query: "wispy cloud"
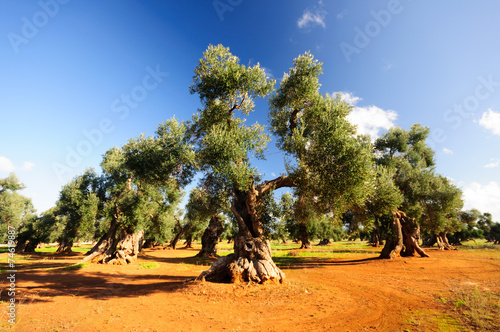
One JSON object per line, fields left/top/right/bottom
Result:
{"left": 443, "top": 148, "right": 454, "bottom": 155}
{"left": 339, "top": 92, "right": 397, "bottom": 139}
{"left": 382, "top": 63, "right": 394, "bottom": 71}
{"left": 298, "top": 3, "right": 327, "bottom": 29}
{"left": 337, "top": 9, "right": 348, "bottom": 20}
{"left": 463, "top": 181, "right": 500, "bottom": 217}
{"left": 22, "top": 161, "right": 35, "bottom": 171}
{"left": 0, "top": 156, "right": 15, "bottom": 172}
{"left": 484, "top": 159, "right": 500, "bottom": 168}
{"left": 479, "top": 109, "right": 500, "bottom": 135}
{"left": 261, "top": 66, "right": 274, "bottom": 79}
{"left": 339, "top": 91, "right": 362, "bottom": 106}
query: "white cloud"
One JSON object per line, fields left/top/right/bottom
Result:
{"left": 348, "top": 106, "right": 397, "bottom": 139}
{"left": 479, "top": 109, "right": 500, "bottom": 135}
{"left": 340, "top": 91, "right": 361, "bottom": 106}
{"left": 0, "top": 156, "right": 15, "bottom": 172}
{"left": 484, "top": 159, "right": 500, "bottom": 168}
{"left": 22, "top": 161, "right": 35, "bottom": 171}
{"left": 463, "top": 181, "right": 500, "bottom": 219}
{"left": 298, "top": 8, "right": 327, "bottom": 29}
{"left": 338, "top": 92, "right": 397, "bottom": 139}
{"left": 443, "top": 148, "right": 454, "bottom": 155}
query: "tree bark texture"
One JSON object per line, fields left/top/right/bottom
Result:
{"left": 24, "top": 240, "right": 38, "bottom": 253}
{"left": 435, "top": 232, "right": 455, "bottom": 250}
{"left": 15, "top": 240, "right": 27, "bottom": 253}
{"left": 82, "top": 218, "right": 144, "bottom": 265}
{"left": 56, "top": 239, "right": 74, "bottom": 254}
{"left": 380, "top": 210, "right": 429, "bottom": 259}
{"left": 370, "top": 233, "right": 380, "bottom": 247}
{"left": 169, "top": 217, "right": 191, "bottom": 250}
{"left": 184, "top": 236, "right": 193, "bottom": 248}
{"left": 196, "top": 235, "right": 285, "bottom": 284}
{"left": 197, "top": 178, "right": 293, "bottom": 284}
{"left": 196, "top": 215, "right": 223, "bottom": 257}
{"left": 299, "top": 223, "right": 312, "bottom": 249}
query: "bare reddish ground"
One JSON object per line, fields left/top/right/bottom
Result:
{"left": 1, "top": 245, "right": 499, "bottom": 331}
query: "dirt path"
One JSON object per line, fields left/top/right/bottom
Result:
{"left": 1, "top": 246, "right": 499, "bottom": 331}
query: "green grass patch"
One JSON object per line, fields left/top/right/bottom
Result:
{"left": 138, "top": 262, "right": 159, "bottom": 270}
{"left": 62, "top": 262, "right": 89, "bottom": 271}
{"left": 34, "top": 245, "right": 93, "bottom": 253}
{"left": 457, "top": 239, "right": 500, "bottom": 250}
{"left": 450, "top": 285, "right": 500, "bottom": 330}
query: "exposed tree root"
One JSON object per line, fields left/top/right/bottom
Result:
{"left": 197, "top": 236, "right": 285, "bottom": 284}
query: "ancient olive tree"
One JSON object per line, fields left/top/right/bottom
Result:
{"left": 192, "top": 45, "right": 373, "bottom": 283}
{"left": 416, "top": 172, "right": 464, "bottom": 250}
{"left": 16, "top": 207, "right": 63, "bottom": 253}
{"left": 83, "top": 119, "right": 195, "bottom": 264}
{"left": 374, "top": 125, "right": 436, "bottom": 258}
{"left": 184, "top": 183, "right": 227, "bottom": 257}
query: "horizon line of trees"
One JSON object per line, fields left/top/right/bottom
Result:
{"left": 2, "top": 170, "right": 500, "bottom": 253}
{"left": 2, "top": 45, "right": 500, "bottom": 283}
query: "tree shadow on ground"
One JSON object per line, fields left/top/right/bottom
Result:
{"left": 4, "top": 269, "right": 193, "bottom": 305}
{"left": 139, "top": 252, "right": 217, "bottom": 267}
{"left": 276, "top": 256, "right": 382, "bottom": 270}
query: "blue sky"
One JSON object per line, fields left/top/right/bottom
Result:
{"left": 1, "top": 0, "right": 499, "bottom": 219}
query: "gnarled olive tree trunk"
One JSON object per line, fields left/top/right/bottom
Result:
{"left": 299, "top": 223, "right": 312, "bottom": 249}
{"left": 196, "top": 215, "right": 223, "bottom": 257}
{"left": 56, "top": 239, "right": 74, "bottom": 254}
{"left": 197, "top": 177, "right": 292, "bottom": 284}
{"left": 435, "top": 232, "right": 455, "bottom": 250}
{"left": 380, "top": 210, "right": 429, "bottom": 259}
{"left": 169, "top": 217, "right": 191, "bottom": 250}
{"left": 82, "top": 218, "right": 144, "bottom": 265}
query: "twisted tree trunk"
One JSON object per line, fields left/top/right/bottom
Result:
{"left": 15, "top": 239, "right": 27, "bottom": 253}
{"left": 299, "top": 223, "right": 312, "bottom": 249}
{"left": 184, "top": 236, "right": 193, "bottom": 248}
{"left": 380, "top": 211, "right": 404, "bottom": 259}
{"left": 435, "top": 232, "right": 455, "bottom": 250}
{"left": 82, "top": 218, "right": 120, "bottom": 263}
{"left": 24, "top": 240, "right": 38, "bottom": 253}
{"left": 197, "top": 177, "right": 292, "bottom": 284}
{"left": 401, "top": 216, "right": 429, "bottom": 257}
{"left": 169, "top": 217, "right": 191, "bottom": 250}
{"left": 196, "top": 215, "right": 223, "bottom": 257}
{"left": 56, "top": 238, "right": 74, "bottom": 254}
{"left": 380, "top": 210, "right": 429, "bottom": 259}
{"left": 82, "top": 218, "right": 144, "bottom": 265}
